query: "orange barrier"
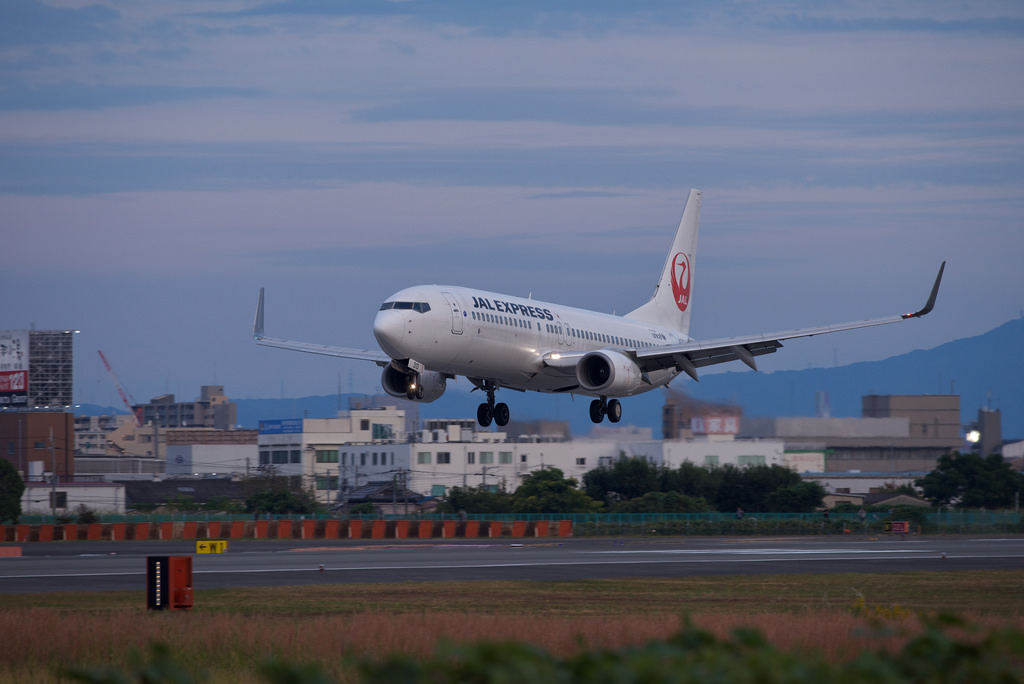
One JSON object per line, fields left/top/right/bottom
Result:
{"left": 0, "top": 546, "right": 22, "bottom": 557}
{"left": 159, "top": 522, "right": 173, "bottom": 540}
{"left": 301, "top": 520, "right": 316, "bottom": 539}
{"left": 511, "top": 521, "right": 526, "bottom": 537}
{"left": 557, "top": 520, "right": 572, "bottom": 537}
{"left": 463, "top": 521, "right": 478, "bottom": 537}
{"left": 111, "top": 523, "right": 126, "bottom": 541}
{"left": 324, "top": 520, "right": 339, "bottom": 539}
{"left": 61, "top": 524, "right": 77, "bottom": 541}
{"left": 418, "top": 521, "right": 433, "bottom": 538}
{"left": 206, "top": 522, "right": 222, "bottom": 538}
{"left": 181, "top": 522, "right": 197, "bottom": 539}
{"left": 349, "top": 520, "right": 363, "bottom": 539}
{"left": 489, "top": 521, "right": 503, "bottom": 538}
{"left": 253, "top": 521, "right": 268, "bottom": 539}
{"left": 534, "top": 521, "right": 549, "bottom": 537}
{"left": 276, "top": 521, "right": 293, "bottom": 539}
{"left": 16, "top": 525, "right": 30, "bottom": 542}
{"left": 230, "top": 521, "right": 245, "bottom": 539}
{"left": 38, "top": 524, "right": 54, "bottom": 542}
{"left": 86, "top": 523, "right": 102, "bottom": 541}
{"left": 394, "top": 520, "right": 409, "bottom": 539}
{"left": 371, "top": 520, "right": 387, "bottom": 539}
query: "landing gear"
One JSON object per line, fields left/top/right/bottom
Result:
{"left": 589, "top": 398, "right": 622, "bottom": 424}
{"left": 405, "top": 373, "right": 425, "bottom": 400}
{"left": 475, "top": 382, "right": 510, "bottom": 428}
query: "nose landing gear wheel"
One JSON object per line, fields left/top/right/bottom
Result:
{"left": 406, "top": 374, "right": 425, "bottom": 401}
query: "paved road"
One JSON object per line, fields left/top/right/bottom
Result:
{"left": 2, "top": 536, "right": 1023, "bottom": 594}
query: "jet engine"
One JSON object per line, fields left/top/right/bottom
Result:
{"left": 381, "top": 365, "right": 447, "bottom": 402}
{"left": 577, "top": 350, "right": 645, "bottom": 396}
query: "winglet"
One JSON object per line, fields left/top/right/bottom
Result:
{"left": 253, "top": 288, "right": 265, "bottom": 339}
{"left": 903, "top": 261, "right": 945, "bottom": 319}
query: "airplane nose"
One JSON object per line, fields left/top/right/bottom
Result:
{"left": 373, "top": 310, "right": 405, "bottom": 357}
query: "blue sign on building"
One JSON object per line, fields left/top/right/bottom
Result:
{"left": 258, "top": 419, "right": 304, "bottom": 434}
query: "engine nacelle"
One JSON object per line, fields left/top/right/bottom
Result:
{"left": 381, "top": 365, "right": 447, "bottom": 403}
{"left": 577, "top": 350, "right": 645, "bottom": 396}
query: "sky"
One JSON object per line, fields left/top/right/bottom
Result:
{"left": 2, "top": 0, "right": 1023, "bottom": 416}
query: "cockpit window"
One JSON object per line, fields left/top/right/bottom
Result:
{"left": 379, "top": 301, "right": 431, "bottom": 313}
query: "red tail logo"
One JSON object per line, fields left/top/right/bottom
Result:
{"left": 670, "top": 252, "right": 691, "bottom": 312}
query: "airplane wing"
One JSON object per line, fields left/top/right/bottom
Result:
{"left": 634, "top": 261, "right": 945, "bottom": 381}
{"left": 252, "top": 288, "right": 391, "bottom": 366}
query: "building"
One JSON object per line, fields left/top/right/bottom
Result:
{"left": 0, "top": 411, "right": 74, "bottom": 479}
{"left": 20, "top": 479, "right": 126, "bottom": 515}
{"left": 258, "top": 405, "right": 412, "bottom": 505}
{"left": 741, "top": 394, "right": 963, "bottom": 472}
{"left": 165, "top": 429, "right": 259, "bottom": 477}
{"left": 258, "top": 399, "right": 791, "bottom": 506}
{"left": 133, "top": 385, "right": 237, "bottom": 430}
{"left": 124, "top": 479, "right": 248, "bottom": 510}
{"left": 662, "top": 389, "right": 742, "bottom": 440}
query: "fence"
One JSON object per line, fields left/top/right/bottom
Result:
{"left": 8, "top": 510, "right": 1023, "bottom": 536}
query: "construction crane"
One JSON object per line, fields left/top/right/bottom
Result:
{"left": 98, "top": 350, "right": 142, "bottom": 427}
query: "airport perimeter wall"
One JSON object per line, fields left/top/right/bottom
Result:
{"left": 0, "top": 519, "right": 573, "bottom": 543}
{"left": 3, "top": 510, "right": 1022, "bottom": 542}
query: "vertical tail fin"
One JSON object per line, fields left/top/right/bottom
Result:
{"left": 625, "top": 188, "right": 701, "bottom": 337}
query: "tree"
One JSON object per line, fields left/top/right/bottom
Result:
{"left": 916, "top": 452, "right": 1024, "bottom": 508}
{"left": 0, "top": 458, "right": 25, "bottom": 524}
{"left": 437, "top": 486, "right": 513, "bottom": 515}
{"left": 610, "top": 491, "right": 712, "bottom": 514}
{"left": 582, "top": 456, "right": 662, "bottom": 503}
{"left": 764, "top": 481, "right": 826, "bottom": 513}
{"left": 246, "top": 487, "right": 322, "bottom": 515}
{"left": 511, "top": 467, "right": 602, "bottom": 514}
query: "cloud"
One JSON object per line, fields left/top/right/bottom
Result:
{"left": 0, "top": 0, "right": 120, "bottom": 47}
{"left": 0, "top": 80, "right": 264, "bottom": 111}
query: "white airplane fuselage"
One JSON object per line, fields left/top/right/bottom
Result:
{"left": 373, "top": 285, "right": 689, "bottom": 397}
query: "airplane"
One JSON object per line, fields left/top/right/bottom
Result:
{"left": 253, "top": 189, "right": 945, "bottom": 428}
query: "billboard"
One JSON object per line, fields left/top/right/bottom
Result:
{"left": 0, "top": 330, "right": 28, "bottom": 408}
{"left": 691, "top": 414, "right": 740, "bottom": 435}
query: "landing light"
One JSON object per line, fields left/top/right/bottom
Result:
{"left": 966, "top": 429, "right": 981, "bottom": 443}
{"left": 550, "top": 353, "right": 561, "bottom": 360}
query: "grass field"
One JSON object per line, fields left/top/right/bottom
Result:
{"left": 2, "top": 570, "right": 1023, "bottom": 683}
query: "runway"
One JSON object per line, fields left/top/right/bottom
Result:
{"left": 2, "top": 536, "right": 1023, "bottom": 594}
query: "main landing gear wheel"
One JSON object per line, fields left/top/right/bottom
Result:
{"left": 476, "top": 383, "right": 509, "bottom": 428}
{"left": 607, "top": 399, "right": 622, "bottom": 423}
{"left": 477, "top": 402, "right": 493, "bottom": 428}
{"left": 590, "top": 398, "right": 622, "bottom": 424}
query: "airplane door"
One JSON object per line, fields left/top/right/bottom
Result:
{"left": 557, "top": 317, "right": 572, "bottom": 347}
{"left": 441, "top": 291, "right": 463, "bottom": 335}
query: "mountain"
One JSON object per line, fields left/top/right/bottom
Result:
{"left": 684, "top": 317, "right": 1024, "bottom": 440}
{"left": 79, "top": 318, "right": 1024, "bottom": 441}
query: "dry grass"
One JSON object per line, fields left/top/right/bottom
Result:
{"left": 2, "top": 570, "right": 1023, "bottom": 683}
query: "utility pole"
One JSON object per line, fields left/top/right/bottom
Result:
{"left": 479, "top": 465, "right": 498, "bottom": 489}
{"left": 49, "top": 427, "right": 56, "bottom": 518}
